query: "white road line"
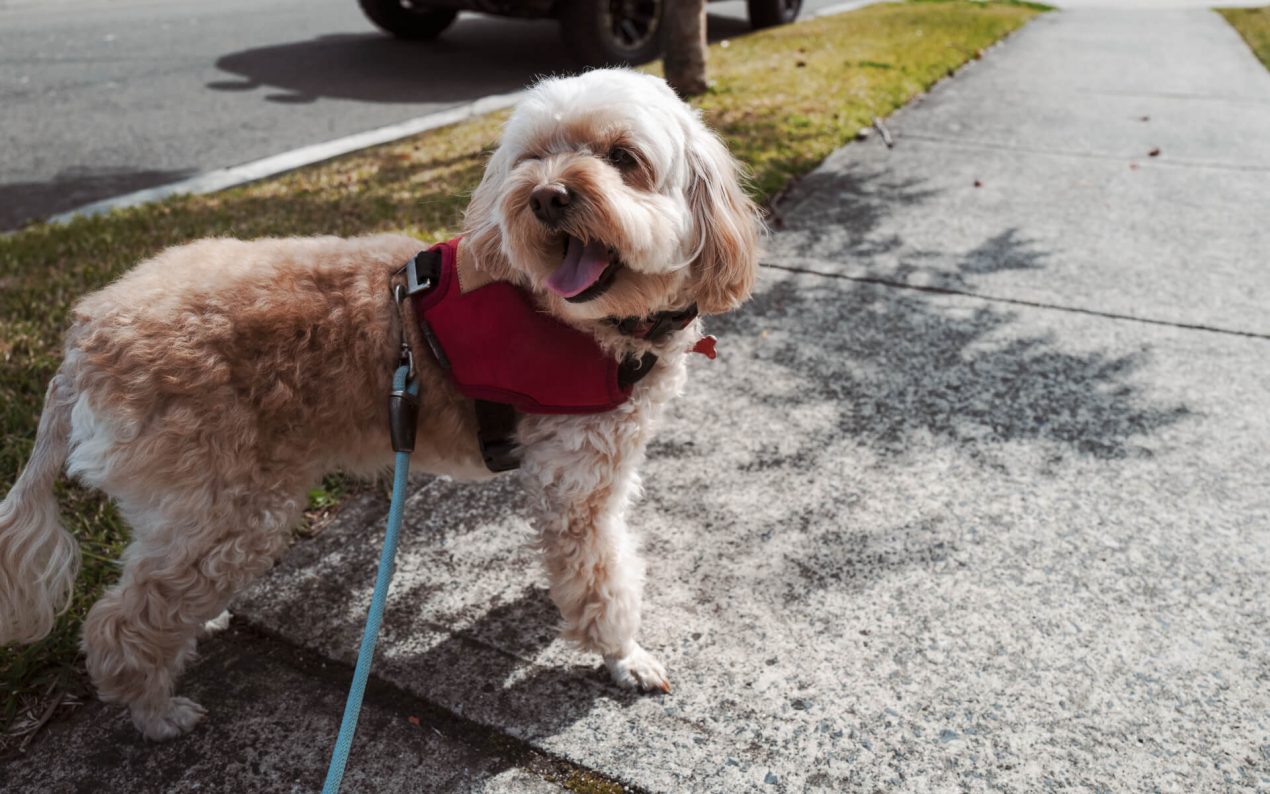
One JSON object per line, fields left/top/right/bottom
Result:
{"left": 48, "top": 91, "right": 524, "bottom": 225}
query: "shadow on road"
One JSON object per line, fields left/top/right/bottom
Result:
{"left": 3, "top": 12, "right": 755, "bottom": 230}
{"left": 208, "top": 12, "right": 752, "bottom": 105}
{"left": 0, "top": 166, "right": 195, "bottom": 230}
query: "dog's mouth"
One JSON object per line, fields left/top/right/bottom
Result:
{"left": 545, "top": 235, "right": 622, "bottom": 304}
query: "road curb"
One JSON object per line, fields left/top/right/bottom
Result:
{"left": 47, "top": 91, "right": 524, "bottom": 226}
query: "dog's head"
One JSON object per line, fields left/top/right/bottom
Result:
{"left": 463, "top": 69, "right": 762, "bottom": 323}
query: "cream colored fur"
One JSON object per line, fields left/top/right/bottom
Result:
{"left": 0, "top": 69, "right": 761, "bottom": 739}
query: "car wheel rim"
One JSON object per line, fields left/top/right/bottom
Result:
{"left": 607, "top": 0, "right": 661, "bottom": 52}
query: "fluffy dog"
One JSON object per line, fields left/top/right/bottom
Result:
{"left": 0, "top": 69, "right": 760, "bottom": 740}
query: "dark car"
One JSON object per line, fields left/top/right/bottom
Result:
{"left": 358, "top": 0, "right": 803, "bottom": 65}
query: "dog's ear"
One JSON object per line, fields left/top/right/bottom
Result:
{"left": 684, "top": 127, "right": 762, "bottom": 315}
{"left": 462, "top": 146, "right": 515, "bottom": 278}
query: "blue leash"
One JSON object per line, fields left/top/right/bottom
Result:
{"left": 321, "top": 361, "right": 418, "bottom": 793}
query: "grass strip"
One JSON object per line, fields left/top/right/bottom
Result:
{"left": 0, "top": 0, "right": 1042, "bottom": 740}
{"left": 1218, "top": 6, "right": 1270, "bottom": 70}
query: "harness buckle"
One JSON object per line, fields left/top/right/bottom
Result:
{"left": 404, "top": 249, "right": 441, "bottom": 297}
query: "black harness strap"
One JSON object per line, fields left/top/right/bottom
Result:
{"left": 474, "top": 400, "right": 521, "bottom": 472}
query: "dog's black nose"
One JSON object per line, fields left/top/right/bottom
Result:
{"left": 530, "top": 184, "right": 572, "bottom": 226}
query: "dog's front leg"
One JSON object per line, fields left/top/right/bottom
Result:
{"left": 519, "top": 412, "right": 670, "bottom": 693}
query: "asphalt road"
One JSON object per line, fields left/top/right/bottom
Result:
{"left": 0, "top": 0, "right": 843, "bottom": 230}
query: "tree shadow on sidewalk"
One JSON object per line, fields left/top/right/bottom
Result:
{"left": 656, "top": 162, "right": 1195, "bottom": 603}
{"left": 723, "top": 272, "right": 1190, "bottom": 463}
{"left": 219, "top": 480, "right": 647, "bottom": 789}
{"left": 771, "top": 161, "right": 1051, "bottom": 292}
{"left": 1, "top": 603, "right": 619, "bottom": 793}
{"left": 736, "top": 160, "right": 1188, "bottom": 463}
{"left": 384, "top": 584, "right": 645, "bottom": 738}
{"left": 773, "top": 162, "right": 945, "bottom": 261}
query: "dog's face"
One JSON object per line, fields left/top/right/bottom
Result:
{"left": 463, "top": 69, "right": 762, "bottom": 322}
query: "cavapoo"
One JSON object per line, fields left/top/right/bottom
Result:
{"left": 0, "top": 69, "right": 761, "bottom": 740}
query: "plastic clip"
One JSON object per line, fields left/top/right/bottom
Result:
{"left": 388, "top": 387, "right": 419, "bottom": 453}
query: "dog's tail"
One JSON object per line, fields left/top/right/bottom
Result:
{"left": 0, "top": 369, "right": 80, "bottom": 645}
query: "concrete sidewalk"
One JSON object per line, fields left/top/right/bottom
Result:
{"left": 6, "top": 5, "right": 1270, "bottom": 793}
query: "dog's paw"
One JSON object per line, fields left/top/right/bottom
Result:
{"left": 200, "top": 610, "right": 232, "bottom": 637}
{"left": 132, "top": 696, "right": 207, "bottom": 741}
{"left": 605, "top": 645, "right": 671, "bottom": 694}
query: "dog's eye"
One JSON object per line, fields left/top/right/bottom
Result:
{"left": 606, "top": 147, "right": 637, "bottom": 170}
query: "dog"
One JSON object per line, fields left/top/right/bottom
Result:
{"left": 0, "top": 68, "right": 761, "bottom": 740}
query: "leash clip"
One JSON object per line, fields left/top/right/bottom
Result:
{"left": 389, "top": 349, "right": 419, "bottom": 454}
{"left": 389, "top": 274, "right": 420, "bottom": 453}
{"left": 391, "top": 281, "right": 416, "bottom": 381}
{"left": 397, "top": 341, "right": 414, "bottom": 382}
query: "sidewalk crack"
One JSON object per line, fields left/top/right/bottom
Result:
{"left": 760, "top": 262, "right": 1270, "bottom": 341}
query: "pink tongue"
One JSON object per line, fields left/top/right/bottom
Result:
{"left": 546, "top": 236, "right": 611, "bottom": 298}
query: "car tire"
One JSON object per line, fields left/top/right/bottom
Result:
{"left": 559, "top": 0, "right": 666, "bottom": 66}
{"left": 747, "top": 0, "right": 802, "bottom": 30}
{"left": 359, "top": 0, "right": 458, "bottom": 40}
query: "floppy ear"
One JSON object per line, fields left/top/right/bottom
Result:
{"left": 684, "top": 127, "right": 763, "bottom": 315}
{"left": 462, "top": 145, "right": 515, "bottom": 277}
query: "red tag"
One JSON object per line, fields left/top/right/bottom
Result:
{"left": 691, "top": 335, "right": 718, "bottom": 360}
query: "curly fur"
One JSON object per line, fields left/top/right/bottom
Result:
{"left": 0, "top": 68, "right": 761, "bottom": 739}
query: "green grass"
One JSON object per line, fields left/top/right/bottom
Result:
{"left": 0, "top": 0, "right": 1041, "bottom": 743}
{"left": 1219, "top": 6, "right": 1270, "bottom": 70}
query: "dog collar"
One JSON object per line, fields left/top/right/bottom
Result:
{"left": 610, "top": 304, "right": 699, "bottom": 341}
{"left": 609, "top": 303, "right": 718, "bottom": 359}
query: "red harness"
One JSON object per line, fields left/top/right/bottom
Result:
{"left": 400, "top": 239, "right": 710, "bottom": 470}
{"left": 410, "top": 238, "right": 637, "bottom": 414}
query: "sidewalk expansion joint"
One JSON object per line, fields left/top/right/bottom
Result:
{"left": 897, "top": 133, "right": 1270, "bottom": 173}
{"left": 1083, "top": 88, "right": 1270, "bottom": 106}
{"left": 761, "top": 262, "right": 1270, "bottom": 341}
{"left": 229, "top": 620, "right": 646, "bottom": 794}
